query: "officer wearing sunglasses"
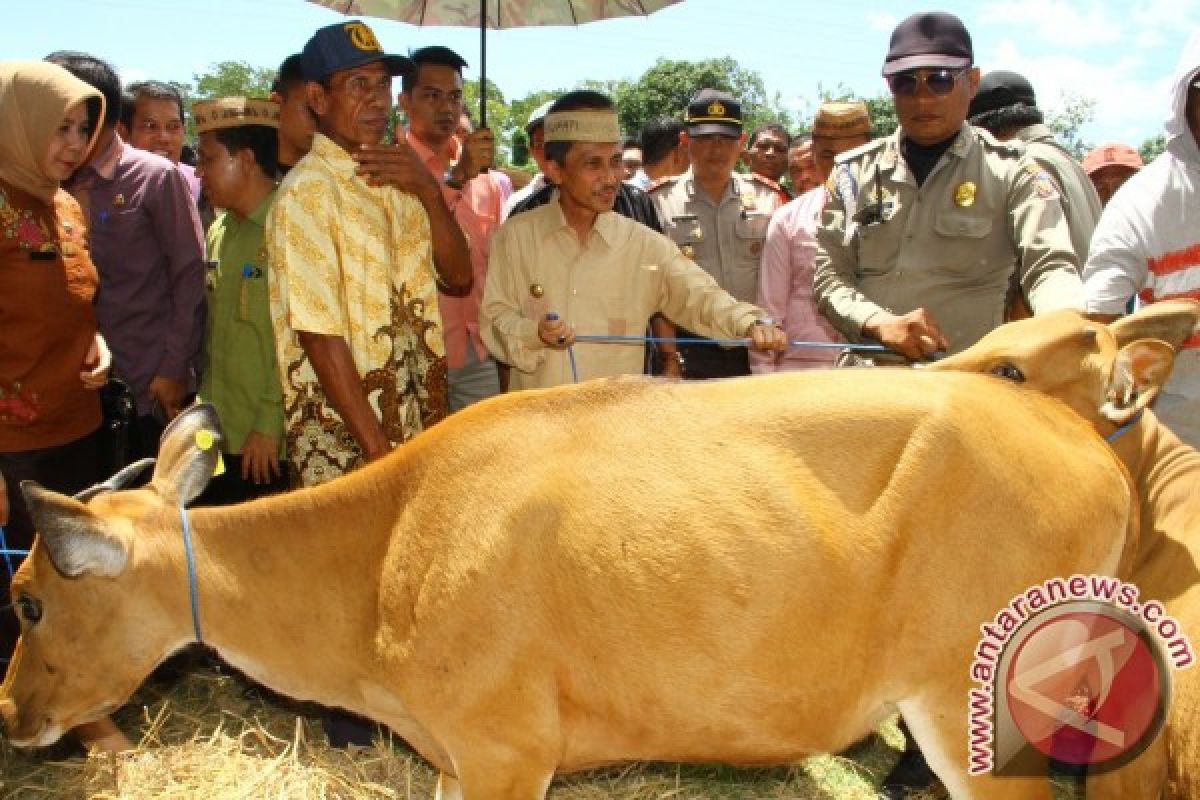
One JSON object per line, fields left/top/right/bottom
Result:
{"left": 813, "top": 11, "right": 1083, "bottom": 363}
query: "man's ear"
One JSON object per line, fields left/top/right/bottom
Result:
{"left": 543, "top": 157, "right": 565, "bottom": 186}
{"left": 966, "top": 67, "right": 982, "bottom": 97}
{"left": 1100, "top": 339, "right": 1176, "bottom": 424}
{"left": 306, "top": 81, "right": 329, "bottom": 118}
{"left": 398, "top": 90, "right": 411, "bottom": 115}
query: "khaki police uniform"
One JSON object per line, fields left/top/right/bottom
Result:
{"left": 651, "top": 169, "right": 782, "bottom": 304}
{"left": 1011, "top": 123, "right": 1103, "bottom": 264}
{"left": 813, "top": 123, "right": 1083, "bottom": 353}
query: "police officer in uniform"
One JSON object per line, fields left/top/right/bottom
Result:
{"left": 652, "top": 88, "right": 784, "bottom": 378}
{"left": 813, "top": 12, "right": 1083, "bottom": 363}
{"left": 968, "top": 70, "right": 1102, "bottom": 320}
{"left": 812, "top": 13, "right": 1084, "bottom": 798}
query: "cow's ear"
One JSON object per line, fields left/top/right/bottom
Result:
{"left": 1100, "top": 339, "right": 1176, "bottom": 424}
{"left": 151, "top": 404, "right": 223, "bottom": 507}
{"left": 21, "top": 482, "right": 129, "bottom": 578}
{"left": 1109, "top": 299, "right": 1200, "bottom": 350}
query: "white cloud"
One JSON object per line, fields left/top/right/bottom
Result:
{"left": 977, "top": 0, "right": 1123, "bottom": 47}
{"left": 982, "top": 39, "right": 1172, "bottom": 146}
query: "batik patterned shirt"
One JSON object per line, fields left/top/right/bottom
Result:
{"left": 266, "top": 134, "right": 447, "bottom": 487}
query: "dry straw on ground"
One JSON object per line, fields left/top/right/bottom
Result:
{"left": 0, "top": 654, "right": 965, "bottom": 799}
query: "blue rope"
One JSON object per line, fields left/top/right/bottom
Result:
{"left": 558, "top": 333, "right": 891, "bottom": 383}
{"left": 0, "top": 527, "right": 25, "bottom": 579}
{"left": 178, "top": 506, "right": 203, "bottom": 643}
{"left": 1105, "top": 409, "right": 1144, "bottom": 443}
{"left": 573, "top": 334, "right": 888, "bottom": 351}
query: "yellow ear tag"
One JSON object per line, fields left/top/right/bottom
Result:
{"left": 194, "top": 430, "right": 226, "bottom": 477}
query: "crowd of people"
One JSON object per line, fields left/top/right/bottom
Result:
{"left": 0, "top": 8, "right": 1197, "bottom": 794}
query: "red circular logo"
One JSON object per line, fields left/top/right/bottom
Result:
{"left": 1005, "top": 609, "right": 1164, "bottom": 766}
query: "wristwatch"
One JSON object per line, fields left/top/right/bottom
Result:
{"left": 443, "top": 166, "right": 465, "bottom": 190}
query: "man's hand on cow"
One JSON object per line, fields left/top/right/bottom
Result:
{"left": 863, "top": 309, "right": 949, "bottom": 361}
{"left": 80, "top": 333, "right": 111, "bottom": 390}
{"left": 240, "top": 432, "right": 282, "bottom": 485}
{"left": 453, "top": 128, "right": 495, "bottom": 182}
{"left": 748, "top": 319, "right": 788, "bottom": 352}
{"left": 538, "top": 312, "right": 575, "bottom": 349}
{"left": 354, "top": 142, "right": 441, "bottom": 202}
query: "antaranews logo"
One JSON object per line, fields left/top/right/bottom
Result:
{"left": 967, "top": 575, "right": 1194, "bottom": 776}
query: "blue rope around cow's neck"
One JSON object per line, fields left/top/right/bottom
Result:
{"left": 1105, "top": 409, "right": 1144, "bottom": 443}
{"left": 0, "top": 525, "right": 25, "bottom": 579}
{"left": 179, "top": 506, "right": 203, "bottom": 643}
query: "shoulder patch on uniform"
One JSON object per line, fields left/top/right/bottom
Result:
{"left": 745, "top": 172, "right": 784, "bottom": 192}
{"left": 1024, "top": 163, "right": 1061, "bottom": 200}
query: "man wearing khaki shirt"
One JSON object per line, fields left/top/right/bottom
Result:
{"left": 482, "top": 91, "right": 785, "bottom": 390}
{"left": 813, "top": 12, "right": 1082, "bottom": 360}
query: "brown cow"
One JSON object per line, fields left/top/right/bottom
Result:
{"left": 931, "top": 300, "right": 1200, "bottom": 799}
{"left": 0, "top": 369, "right": 1138, "bottom": 800}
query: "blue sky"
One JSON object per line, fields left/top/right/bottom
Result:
{"left": 5, "top": 0, "right": 1196, "bottom": 148}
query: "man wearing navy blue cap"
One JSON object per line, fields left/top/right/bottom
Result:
{"left": 813, "top": 11, "right": 1083, "bottom": 363}
{"left": 265, "top": 23, "right": 472, "bottom": 745}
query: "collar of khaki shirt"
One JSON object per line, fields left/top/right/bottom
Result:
{"left": 680, "top": 167, "right": 747, "bottom": 205}
{"left": 538, "top": 196, "right": 623, "bottom": 249}
{"left": 877, "top": 122, "right": 975, "bottom": 181}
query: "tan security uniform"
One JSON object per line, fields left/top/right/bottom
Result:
{"left": 813, "top": 123, "right": 1083, "bottom": 353}
{"left": 1011, "top": 123, "right": 1102, "bottom": 264}
{"left": 651, "top": 169, "right": 783, "bottom": 304}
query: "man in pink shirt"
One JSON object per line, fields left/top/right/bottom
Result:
{"left": 400, "top": 46, "right": 503, "bottom": 409}
{"left": 754, "top": 101, "right": 872, "bottom": 371}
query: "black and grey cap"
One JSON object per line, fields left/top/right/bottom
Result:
{"left": 882, "top": 11, "right": 973, "bottom": 77}
{"left": 968, "top": 70, "right": 1037, "bottom": 117}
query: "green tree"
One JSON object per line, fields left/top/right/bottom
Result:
{"left": 192, "top": 61, "right": 276, "bottom": 100}
{"left": 463, "top": 78, "right": 509, "bottom": 132}
{"left": 613, "top": 58, "right": 793, "bottom": 140}
{"left": 1140, "top": 134, "right": 1167, "bottom": 164}
{"left": 1045, "top": 92, "right": 1096, "bottom": 160}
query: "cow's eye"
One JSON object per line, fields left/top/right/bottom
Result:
{"left": 17, "top": 594, "right": 41, "bottom": 624}
{"left": 990, "top": 363, "right": 1025, "bottom": 383}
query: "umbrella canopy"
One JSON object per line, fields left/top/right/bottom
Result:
{"left": 308, "top": 0, "right": 682, "bottom": 28}
{"left": 306, "top": 0, "right": 684, "bottom": 126}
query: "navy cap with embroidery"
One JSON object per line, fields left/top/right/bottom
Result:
{"left": 301, "top": 20, "right": 413, "bottom": 83}
{"left": 882, "top": 11, "right": 973, "bottom": 77}
{"left": 685, "top": 89, "right": 742, "bottom": 136}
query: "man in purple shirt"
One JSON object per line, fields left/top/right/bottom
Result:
{"left": 47, "top": 52, "right": 206, "bottom": 457}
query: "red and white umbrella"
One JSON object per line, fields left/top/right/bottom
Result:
{"left": 306, "top": 0, "right": 683, "bottom": 125}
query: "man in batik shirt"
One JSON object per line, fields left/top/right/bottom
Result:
{"left": 267, "top": 20, "right": 471, "bottom": 487}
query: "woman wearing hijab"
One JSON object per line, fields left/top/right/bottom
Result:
{"left": 0, "top": 60, "right": 128, "bottom": 752}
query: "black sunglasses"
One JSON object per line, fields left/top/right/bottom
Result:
{"left": 887, "top": 69, "right": 966, "bottom": 97}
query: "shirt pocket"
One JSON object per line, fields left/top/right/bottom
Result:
{"left": 931, "top": 211, "right": 995, "bottom": 275}
{"left": 599, "top": 293, "right": 630, "bottom": 336}
{"left": 855, "top": 222, "right": 898, "bottom": 278}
